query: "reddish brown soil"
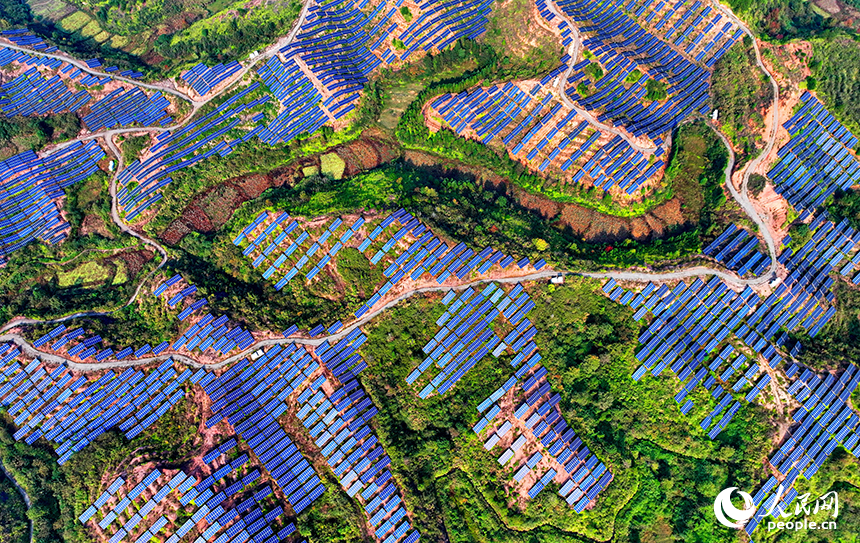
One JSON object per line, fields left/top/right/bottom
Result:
{"left": 114, "top": 248, "right": 155, "bottom": 277}
{"left": 403, "top": 149, "right": 687, "bottom": 243}
{"left": 159, "top": 137, "right": 400, "bottom": 244}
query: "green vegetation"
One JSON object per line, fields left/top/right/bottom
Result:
{"left": 0, "top": 171, "right": 155, "bottom": 323}
{"left": 662, "top": 123, "right": 730, "bottom": 234}
{"left": 395, "top": 41, "right": 678, "bottom": 216}
{"left": 0, "top": 113, "right": 81, "bottom": 158}
{"left": 0, "top": 470, "right": 27, "bottom": 543}
{"left": 481, "top": 0, "right": 563, "bottom": 75}
{"left": 748, "top": 174, "right": 768, "bottom": 197}
{"left": 358, "top": 279, "right": 774, "bottom": 542}
{"left": 826, "top": 188, "right": 860, "bottom": 231}
{"left": 0, "top": 388, "right": 204, "bottom": 543}
{"left": 336, "top": 247, "right": 384, "bottom": 301}
{"left": 712, "top": 38, "right": 773, "bottom": 166}
{"left": 576, "top": 81, "right": 590, "bottom": 97}
{"left": 584, "top": 62, "right": 604, "bottom": 81}
{"left": 810, "top": 37, "right": 860, "bottom": 138}
{"left": 788, "top": 221, "right": 812, "bottom": 249}
{"left": 644, "top": 78, "right": 667, "bottom": 101}
{"left": 119, "top": 134, "right": 151, "bottom": 164}
{"left": 400, "top": 5, "right": 413, "bottom": 22}
{"left": 143, "top": 123, "right": 360, "bottom": 236}
{"left": 724, "top": 0, "right": 832, "bottom": 39}
{"left": 623, "top": 68, "right": 642, "bottom": 85}
{"left": 154, "top": 0, "right": 303, "bottom": 73}
{"left": 754, "top": 447, "right": 860, "bottom": 542}
{"left": 320, "top": 152, "right": 347, "bottom": 180}
{"left": 296, "top": 471, "right": 366, "bottom": 543}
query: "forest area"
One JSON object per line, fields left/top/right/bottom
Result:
{"left": 711, "top": 37, "right": 773, "bottom": 167}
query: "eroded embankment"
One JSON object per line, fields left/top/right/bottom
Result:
{"left": 159, "top": 138, "right": 690, "bottom": 247}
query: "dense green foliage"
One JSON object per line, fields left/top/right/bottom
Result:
{"left": 0, "top": 0, "right": 31, "bottom": 28}
{"left": 724, "top": 0, "right": 832, "bottom": 39}
{"left": 0, "top": 113, "right": 82, "bottom": 156}
{"left": 154, "top": 0, "right": 303, "bottom": 72}
{"left": 712, "top": 38, "right": 772, "bottom": 166}
{"left": 644, "top": 78, "right": 667, "bottom": 101}
{"left": 357, "top": 280, "right": 775, "bottom": 542}
{"left": 787, "top": 221, "right": 812, "bottom": 248}
{"left": 826, "top": 188, "right": 860, "bottom": 231}
{"left": 144, "top": 122, "right": 358, "bottom": 235}
{"left": 119, "top": 134, "right": 151, "bottom": 165}
{"left": 0, "top": 470, "right": 28, "bottom": 543}
{"left": 661, "top": 123, "right": 730, "bottom": 237}
{"left": 810, "top": 37, "right": 860, "bottom": 138}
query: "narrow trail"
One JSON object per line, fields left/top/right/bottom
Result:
{"left": 0, "top": 0, "right": 784, "bottom": 371}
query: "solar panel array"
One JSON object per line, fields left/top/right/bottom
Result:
{"left": 0, "top": 141, "right": 105, "bottom": 265}
{"left": 235, "top": 208, "right": 533, "bottom": 320}
{"left": 253, "top": 0, "right": 494, "bottom": 144}
{"left": 254, "top": 56, "right": 330, "bottom": 145}
{"left": 235, "top": 211, "right": 363, "bottom": 287}
{"left": 181, "top": 61, "right": 243, "bottom": 96}
{"left": 425, "top": 0, "right": 744, "bottom": 193}
{"left": 82, "top": 87, "right": 173, "bottom": 131}
{"left": 1, "top": 28, "right": 51, "bottom": 50}
{"left": 428, "top": 82, "right": 666, "bottom": 194}
{"left": 556, "top": 0, "right": 730, "bottom": 138}
{"left": 744, "top": 363, "right": 860, "bottom": 535}
{"left": 78, "top": 449, "right": 301, "bottom": 543}
{"left": 32, "top": 274, "right": 259, "bottom": 362}
{"left": 0, "top": 66, "right": 91, "bottom": 117}
{"left": 0, "top": 350, "right": 210, "bottom": 464}
{"left": 427, "top": 283, "right": 615, "bottom": 511}
{"left": 481, "top": 366, "right": 613, "bottom": 510}
{"left": 702, "top": 225, "right": 769, "bottom": 277}
{"left": 203, "top": 342, "right": 327, "bottom": 514}
{"left": 412, "top": 282, "right": 536, "bottom": 397}
{"left": 295, "top": 364, "right": 420, "bottom": 543}
{"left": 116, "top": 82, "right": 271, "bottom": 220}
{"left": 619, "top": 0, "right": 742, "bottom": 66}
{"left": 156, "top": 275, "right": 258, "bottom": 355}
{"left": 768, "top": 92, "right": 860, "bottom": 215}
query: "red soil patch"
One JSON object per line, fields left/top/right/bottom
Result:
{"left": 159, "top": 137, "right": 400, "bottom": 245}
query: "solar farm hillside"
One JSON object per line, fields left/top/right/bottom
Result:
{"left": 4, "top": 0, "right": 860, "bottom": 541}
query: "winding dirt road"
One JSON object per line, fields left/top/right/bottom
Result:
{"left": 0, "top": 0, "right": 784, "bottom": 372}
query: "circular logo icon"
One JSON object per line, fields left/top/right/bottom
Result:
{"left": 714, "top": 487, "right": 756, "bottom": 529}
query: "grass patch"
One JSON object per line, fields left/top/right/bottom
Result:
{"left": 320, "top": 152, "right": 346, "bottom": 180}
{"left": 79, "top": 18, "right": 101, "bottom": 37}
{"left": 58, "top": 10, "right": 90, "bottom": 31}
{"left": 56, "top": 260, "right": 112, "bottom": 287}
